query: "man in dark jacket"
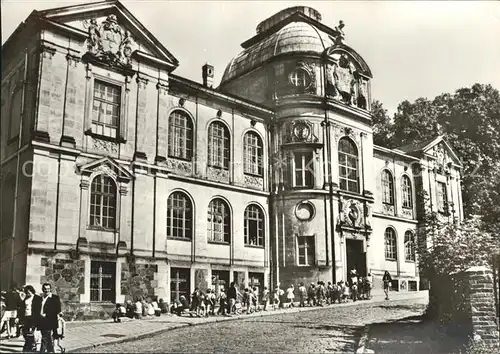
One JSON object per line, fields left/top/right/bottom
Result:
{"left": 38, "top": 283, "right": 61, "bottom": 353}
{"left": 227, "top": 282, "right": 237, "bottom": 315}
{"left": 17, "top": 285, "right": 42, "bottom": 352}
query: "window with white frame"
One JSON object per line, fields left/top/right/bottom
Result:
{"left": 404, "top": 231, "right": 416, "bottom": 262}
{"left": 208, "top": 121, "right": 230, "bottom": 169}
{"left": 207, "top": 198, "right": 230, "bottom": 243}
{"left": 92, "top": 80, "right": 121, "bottom": 138}
{"left": 402, "top": 175, "right": 413, "bottom": 208}
{"left": 384, "top": 228, "right": 397, "bottom": 260}
{"left": 244, "top": 204, "right": 264, "bottom": 246}
{"left": 294, "top": 151, "right": 314, "bottom": 188}
{"left": 290, "top": 68, "right": 311, "bottom": 88}
{"left": 437, "top": 182, "right": 448, "bottom": 213}
{"left": 382, "top": 170, "right": 394, "bottom": 205}
{"left": 243, "top": 131, "right": 263, "bottom": 176}
{"left": 89, "top": 175, "right": 117, "bottom": 230}
{"left": 90, "top": 260, "right": 115, "bottom": 302}
{"left": 168, "top": 110, "right": 193, "bottom": 160}
{"left": 297, "top": 235, "right": 315, "bottom": 266}
{"left": 167, "top": 191, "right": 193, "bottom": 239}
{"left": 338, "top": 138, "right": 359, "bottom": 192}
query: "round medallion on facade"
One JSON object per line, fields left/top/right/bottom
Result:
{"left": 295, "top": 201, "right": 315, "bottom": 221}
{"left": 293, "top": 122, "right": 311, "bottom": 140}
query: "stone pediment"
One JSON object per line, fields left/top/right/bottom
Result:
{"left": 77, "top": 156, "right": 134, "bottom": 183}
{"left": 37, "top": 0, "right": 178, "bottom": 69}
{"left": 422, "top": 137, "right": 462, "bottom": 169}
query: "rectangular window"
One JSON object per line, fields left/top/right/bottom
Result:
{"left": 170, "top": 267, "right": 190, "bottom": 303}
{"left": 90, "top": 261, "right": 116, "bottom": 302}
{"left": 297, "top": 236, "right": 315, "bottom": 266}
{"left": 294, "top": 152, "right": 314, "bottom": 188}
{"left": 437, "top": 182, "right": 448, "bottom": 213}
{"left": 92, "top": 80, "right": 121, "bottom": 138}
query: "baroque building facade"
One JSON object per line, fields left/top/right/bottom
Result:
{"left": 1, "top": 1, "right": 463, "bottom": 318}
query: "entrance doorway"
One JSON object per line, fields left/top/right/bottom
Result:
{"left": 346, "top": 239, "right": 367, "bottom": 278}
{"left": 170, "top": 267, "right": 190, "bottom": 303}
{"left": 249, "top": 272, "right": 265, "bottom": 297}
{"left": 212, "top": 270, "right": 230, "bottom": 296}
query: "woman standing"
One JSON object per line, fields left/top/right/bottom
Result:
{"left": 383, "top": 271, "right": 392, "bottom": 300}
{"left": 17, "top": 285, "right": 42, "bottom": 352}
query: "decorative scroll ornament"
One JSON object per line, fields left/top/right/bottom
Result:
{"left": 83, "top": 15, "right": 136, "bottom": 67}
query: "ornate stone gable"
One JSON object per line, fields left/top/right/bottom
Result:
{"left": 77, "top": 156, "right": 134, "bottom": 183}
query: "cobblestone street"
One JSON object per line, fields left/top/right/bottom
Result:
{"left": 82, "top": 297, "right": 427, "bottom": 353}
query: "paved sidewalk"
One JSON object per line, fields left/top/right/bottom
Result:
{"left": 0, "top": 291, "right": 427, "bottom": 353}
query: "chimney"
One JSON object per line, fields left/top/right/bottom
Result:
{"left": 202, "top": 63, "right": 214, "bottom": 88}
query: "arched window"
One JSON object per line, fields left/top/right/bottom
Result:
{"left": 382, "top": 170, "right": 394, "bottom": 205}
{"left": 338, "top": 138, "right": 358, "bottom": 192}
{"left": 167, "top": 191, "right": 193, "bottom": 239}
{"left": 168, "top": 110, "right": 193, "bottom": 160}
{"left": 208, "top": 121, "right": 230, "bottom": 169}
{"left": 404, "top": 231, "right": 416, "bottom": 262}
{"left": 244, "top": 204, "right": 265, "bottom": 247}
{"left": 207, "top": 198, "right": 231, "bottom": 243}
{"left": 384, "top": 228, "right": 397, "bottom": 260}
{"left": 402, "top": 175, "right": 413, "bottom": 208}
{"left": 90, "top": 175, "right": 117, "bottom": 230}
{"left": 243, "top": 131, "right": 263, "bottom": 176}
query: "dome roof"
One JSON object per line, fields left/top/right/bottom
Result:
{"left": 220, "top": 21, "right": 333, "bottom": 85}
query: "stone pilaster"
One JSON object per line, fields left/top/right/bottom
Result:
{"left": 34, "top": 44, "right": 57, "bottom": 142}
{"left": 156, "top": 81, "right": 169, "bottom": 162}
{"left": 134, "top": 75, "right": 149, "bottom": 160}
{"left": 60, "top": 54, "right": 81, "bottom": 148}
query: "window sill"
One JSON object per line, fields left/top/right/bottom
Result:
{"left": 402, "top": 206, "right": 413, "bottom": 210}
{"left": 297, "top": 264, "right": 315, "bottom": 267}
{"left": 207, "top": 165, "right": 229, "bottom": 171}
{"left": 167, "top": 237, "right": 192, "bottom": 242}
{"left": 382, "top": 202, "right": 395, "bottom": 206}
{"left": 244, "top": 172, "right": 263, "bottom": 178}
{"left": 385, "top": 258, "right": 397, "bottom": 262}
{"left": 405, "top": 259, "right": 416, "bottom": 263}
{"left": 208, "top": 241, "right": 230, "bottom": 245}
{"left": 167, "top": 155, "right": 193, "bottom": 162}
{"left": 87, "top": 226, "right": 116, "bottom": 233}
{"left": 244, "top": 244, "right": 265, "bottom": 249}
{"left": 85, "top": 129, "right": 125, "bottom": 143}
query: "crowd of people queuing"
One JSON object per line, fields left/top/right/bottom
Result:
{"left": 0, "top": 283, "right": 65, "bottom": 353}
{"left": 120, "top": 269, "right": 388, "bottom": 319}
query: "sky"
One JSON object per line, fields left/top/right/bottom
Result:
{"left": 2, "top": 0, "right": 500, "bottom": 115}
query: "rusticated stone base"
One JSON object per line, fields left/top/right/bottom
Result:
{"left": 121, "top": 262, "right": 159, "bottom": 301}
{"left": 40, "top": 257, "right": 85, "bottom": 303}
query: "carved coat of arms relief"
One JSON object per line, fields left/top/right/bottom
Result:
{"left": 83, "top": 15, "right": 137, "bottom": 67}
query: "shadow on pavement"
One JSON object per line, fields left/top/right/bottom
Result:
{"left": 366, "top": 314, "right": 468, "bottom": 354}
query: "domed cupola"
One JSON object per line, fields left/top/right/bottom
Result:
{"left": 218, "top": 6, "right": 372, "bottom": 113}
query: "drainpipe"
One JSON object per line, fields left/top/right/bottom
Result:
{"left": 10, "top": 49, "right": 28, "bottom": 286}
{"left": 322, "top": 53, "right": 335, "bottom": 284}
